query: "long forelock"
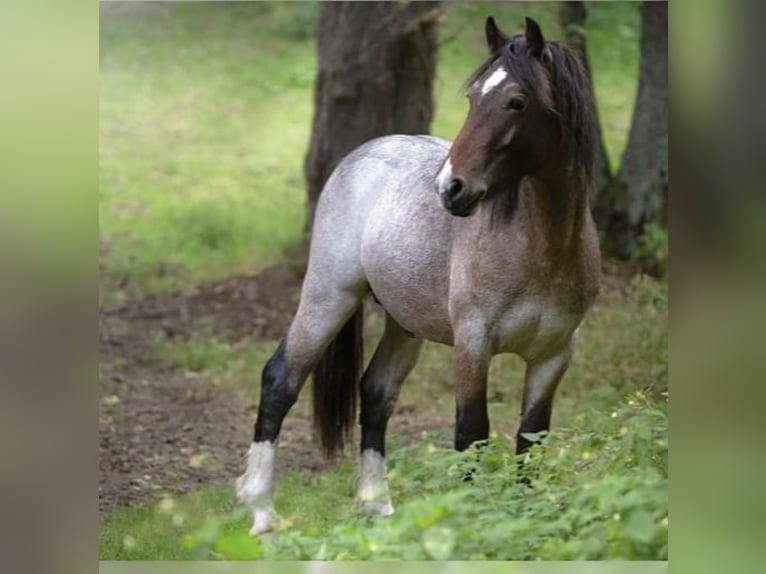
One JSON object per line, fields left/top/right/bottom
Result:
{"left": 464, "top": 35, "right": 551, "bottom": 108}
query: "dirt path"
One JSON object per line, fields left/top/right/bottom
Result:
{"left": 99, "top": 266, "right": 451, "bottom": 516}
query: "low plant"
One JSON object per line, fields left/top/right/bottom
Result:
{"left": 181, "top": 392, "right": 667, "bottom": 560}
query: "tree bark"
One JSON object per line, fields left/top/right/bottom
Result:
{"left": 558, "top": 1, "right": 612, "bottom": 201}
{"left": 304, "top": 1, "right": 439, "bottom": 232}
{"left": 598, "top": 1, "right": 668, "bottom": 258}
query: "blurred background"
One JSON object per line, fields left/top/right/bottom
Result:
{"left": 100, "top": 1, "right": 666, "bottom": 304}
{"left": 99, "top": 1, "right": 667, "bottom": 562}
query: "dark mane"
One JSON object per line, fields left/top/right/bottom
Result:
{"left": 464, "top": 34, "right": 598, "bottom": 191}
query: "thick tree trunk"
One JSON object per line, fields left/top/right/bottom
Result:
{"left": 304, "top": 1, "right": 439, "bottom": 232}
{"left": 598, "top": 1, "right": 668, "bottom": 258}
{"left": 558, "top": 1, "right": 612, "bottom": 201}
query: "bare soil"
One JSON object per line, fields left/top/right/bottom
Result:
{"left": 99, "top": 265, "right": 451, "bottom": 517}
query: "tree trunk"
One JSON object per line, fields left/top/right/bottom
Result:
{"left": 598, "top": 1, "right": 668, "bottom": 258}
{"left": 558, "top": 1, "right": 612, "bottom": 201}
{"left": 304, "top": 1, "right": 439, "bottom": 232}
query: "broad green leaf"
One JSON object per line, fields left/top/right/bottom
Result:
{"left": 213, "top": 531, "right": 262, "bottom": 560}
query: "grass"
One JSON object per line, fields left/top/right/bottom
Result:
{"left": 99, "top": 3, "right": 319, "bottom": 304}
{"left": 101, "top": 396, "right": 666, "bottom": 560}
{"left": 99, "top": 1, "right": 639, "bottom": 304}
{"left": 145, "top": 331, "right": 278, "bottom": 386}
{"left": 100, "top": 274, "right": 667, "bottom": 560}
{"left": 586, "top": 2, "right": 641, "bottom": 172}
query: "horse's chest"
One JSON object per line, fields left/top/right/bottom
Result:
{"left": 494, "top": 295, "right": 581, "bottom": 359}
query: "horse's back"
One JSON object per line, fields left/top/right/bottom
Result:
{"left": 334, "top": 135, "right": 450, "bottom": 189}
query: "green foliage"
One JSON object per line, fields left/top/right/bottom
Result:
{"left": 103, "top": 393, "right": 665, "bottom": 560}
{"left": 253, "top": 393, "right": 666, "bottom": 560}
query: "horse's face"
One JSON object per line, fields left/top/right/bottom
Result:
{"left": 435, "top": 17, "right": 561, "bottom": 217}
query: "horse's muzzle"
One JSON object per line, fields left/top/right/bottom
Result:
{"left": 438, "top": 178, "right": 486, "bottom": 217}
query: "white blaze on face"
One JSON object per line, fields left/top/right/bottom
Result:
{"left": 480, "top": 66, "right": 508, "bottom": 96}
{"left": 435, "top": 157, "right": 453, "bottom": 193}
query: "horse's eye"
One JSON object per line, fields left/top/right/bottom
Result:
{"left": 505, "top": 96, "right": 527, "bottom": 111}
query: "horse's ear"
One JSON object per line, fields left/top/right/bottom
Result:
{"left": 485, "top": 16, "right": 509, "bottom": 54}
{"left": 524, "top": 16, "right": 545, "bottom": 59}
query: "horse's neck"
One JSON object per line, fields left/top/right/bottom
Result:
{"left": 512, "top": 168, "right": 591, "bottom": 258}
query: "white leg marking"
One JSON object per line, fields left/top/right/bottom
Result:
{"left": 356, "top": 449, "right": 394, "bottom": 516}
{"left": 481, "top": 67, "right": 508, "bottom": 95}
{"left": 435, "top": 157, "right": 453, "bottom": 192}
{"left": 235, "top": 441, "right": 278, "bottom": 535}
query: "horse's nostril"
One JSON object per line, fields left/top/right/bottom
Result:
{"left": 446, "top": 178, "right": 464, "bottom": 199}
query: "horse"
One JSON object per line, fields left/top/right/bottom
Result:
{"left": 237, "top": 16, "right": 601, "bottom": 535}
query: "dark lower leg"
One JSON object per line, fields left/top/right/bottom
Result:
{"left": 359, "top": 319, "right": 422, "bottom": 457}
{"left": 359, "top": 374, "right": 395, "bottom": 456}
{"left": 515, "top": 399, "right": 553, "bottom": 455}
{"left": 253, "top": 339, "right": 299, "bottom": 443}
{"left": 454, "top": 397, "right": 490, "bottom": 451}
{"left": 359, "top": 399, "right": 390, "bottom": 456}
{"left": 451, "top": 336, "right": 490, "bottom": 483}
{"left": 516, "top": 347, "right": 570, "bottom": 456}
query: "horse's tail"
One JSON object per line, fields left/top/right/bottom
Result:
{"left": 312, "top": 307, "right": 364, "bottom": 459}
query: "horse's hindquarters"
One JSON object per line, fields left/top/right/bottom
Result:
{"left": 355, "top": 140, "right": 455, "bottom": 344}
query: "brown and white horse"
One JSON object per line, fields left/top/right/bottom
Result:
{"left": 237, "top": 16, "right": 601, "bottom": 535}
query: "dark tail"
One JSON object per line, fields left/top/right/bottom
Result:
{"left": 312, "top": 308, "right": 363, "bottom": 459}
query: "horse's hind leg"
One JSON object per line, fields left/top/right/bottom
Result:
{"left": 357, "top": 313, "right": 422, "bottom": 515}
{"left": 236, "top": 288, "right": 363, "bottom": 535}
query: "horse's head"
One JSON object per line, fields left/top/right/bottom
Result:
{"left": 435, "top": 17, "right": 573, "bottom": 217}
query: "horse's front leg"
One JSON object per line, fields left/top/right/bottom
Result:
{"left": 516, "top": 341, "right": 573, "bottom": 454}
{"left": 453, "top": 331, "right": 491, "bottom": 451}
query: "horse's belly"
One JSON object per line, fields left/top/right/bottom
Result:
{"left": 369, "top": 280, "right": 454, "bottom": 345}
{"left": 363, "top": 244, "right": 454, "bottom": 344}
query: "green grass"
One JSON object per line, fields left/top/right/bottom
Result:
{"left": 586, "top": 2, "right": 641, "bottom": 172}
{"left": 99, "top": 3, "right": 319, "bottom": 304}
{"left": 101, "top": 395, "right": 666, "bottom": 560}
{"left": 145, "top": 331, "right": 278, "bottom": 385}
{"left": 99, "top": 2, "right": 639, "bottom": 305}
{"left": 100, "top": 274, "right": 667, "bottom": 560}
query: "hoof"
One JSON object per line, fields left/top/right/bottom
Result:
{"left": 235, "top": 472, "right": 277, "bottom": 536}
{"left": 248, "top": 506, "right": 278, "bottom": 536}
{"left": 358, "top": 498, "right": 395, "bottom": 517}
